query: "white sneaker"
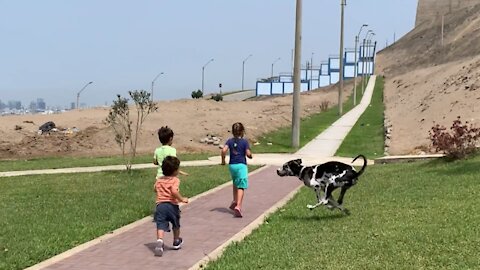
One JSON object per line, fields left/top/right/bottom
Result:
{"left": 154, "top": 239, "right": 164, "bottom": 257}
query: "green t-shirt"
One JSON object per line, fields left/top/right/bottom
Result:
{"left": 154, "top": 145, "right": 177, "bottom": 178}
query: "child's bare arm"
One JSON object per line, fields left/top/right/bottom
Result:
{"left": 172, "top": 190, "right": 188, "bottom": 203}
{"left": 246, "top": 148, "right": 253, "bottom": 159}
{"left": 153, "top": 157, "right": 158, "bottom": 165}
{"left": 221, "top": 145, "right": 228, "bottom": 165}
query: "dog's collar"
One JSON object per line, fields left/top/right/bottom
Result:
{"left": 299, "top": 166, "right": 306, "bottom": 178}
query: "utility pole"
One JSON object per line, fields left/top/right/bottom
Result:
{"left": 292, "top": 0, "right": 302, "bottom": 149}
{"left": 338, "top": 0, "right": 346, "bottom": 116}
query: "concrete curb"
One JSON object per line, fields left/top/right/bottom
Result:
{"left": 0, "top": 160, "right": 217, "bottom": 178}
{"left": 25, "top": 166, "right": 269, "bottom": 270}
{"left": 374, "top": 154, "right": 445, "bottom": 164}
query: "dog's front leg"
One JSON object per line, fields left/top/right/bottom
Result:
{"left": 307, "top": 188, "right": 323, "bottom": 210}
{"left": 318, "top": 184, "right": 331, "bottom": 205}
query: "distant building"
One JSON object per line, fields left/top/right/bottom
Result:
{"left": 70, "top": 102, "right": 75, "bottom": 110}
{"left": 8, "top": 100, "right": 22, "bottom": 110}
{"left": 37, "top": 98, "right": 46, "bottom": 111}
{"left": 29, "top": 101, "right": 37, "bottom": 112}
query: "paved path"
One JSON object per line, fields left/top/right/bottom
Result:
{"left": 296, "top": 75, "right": 376, "bottom": 157}
{"left": 32, "top": 167, "right": 302, "bottom": 270}
{"left": 25, "top": 76, "right": 377, "bottom": 270}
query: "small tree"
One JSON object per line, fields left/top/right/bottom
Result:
{"left": 105, "top": 90, "right": 158, "bottom": 171}
{"left": 429, "top": 116, "right": 480, "bottom": 159}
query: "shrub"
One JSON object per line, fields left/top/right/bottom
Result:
{"left": 429, "top": 116, "right": 480, "bottom": 159}
{"left": 211, "top": 93, "right": 223, "bottom": 102}
{"left": 191, "top": 89, "right": 203, "bottom": 99}
{"left": 320, "top": 100, "right": 330, "bottom": 112}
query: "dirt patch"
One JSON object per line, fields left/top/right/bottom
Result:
{"left": 0, "top": 82, "right": 353, "bottom": 159}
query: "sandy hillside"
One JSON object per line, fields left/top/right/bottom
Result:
{"left": 0, "top": 82, "right": 353, "bottom": 159}
{"left": 376, "top": 3, "right": 480, "bottom": 155}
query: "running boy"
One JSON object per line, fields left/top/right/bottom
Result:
{"left": 221, "top": 122, "right": 253, "bottom": 218}
{"left": 153, "top": 126, "right": 188, "bottom": 177}
{"left": 153, "top": 156, "right": 189, "bottom": 257}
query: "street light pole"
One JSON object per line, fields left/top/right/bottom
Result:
{"left": 201, "top": 58, "right": 214, "bottom": 93}
{"left": 271, "top": 57, "right": 281, "bottom": 78}
{"left": 242, "top": 54, "right": 253, "bottom": 90}
{"left": 151, "top": 72, "right": 164, "bottom": 101}
{"left": 292, "top": 0, "right": 302, "bottom": 149}
{"left": 365, "top": 32, "right": 375, "bottom": 90}
{"left": 76, "top": 81, "right": 93, "bottom": 109}
{"left": 338, "top": 0, "right": 346, "bottom": 116}
{"left": 362, "top": 30, "right": 373, "bottom": 94}
{"left": 354, "top": 24, "right": 368, "bottom": 106}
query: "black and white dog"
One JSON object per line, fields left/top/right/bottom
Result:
{"left": 276, "top": 155, "right": 367, "bottom": 214}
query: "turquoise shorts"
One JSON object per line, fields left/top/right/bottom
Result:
{"left": 229, "top": 163, "right": 248, "bottom": 189}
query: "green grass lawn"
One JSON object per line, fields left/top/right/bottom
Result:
{"left": 0, "top": 165, "right": 258, "bottom": 270}
{"left": 254, "top": 83, "right": 364, "bottom": 153}
{"left": 205, "top": 155, "right": 480, "bottom": 270}
{"left": 0, "top": 152, "right": 213, "bottom": 172}
{"left": 336, "top": 76, "right": 385, "bottom": 159}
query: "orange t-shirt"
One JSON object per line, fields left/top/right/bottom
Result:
{"left": 154, "top": 176, "right": 180, "bottom": 204}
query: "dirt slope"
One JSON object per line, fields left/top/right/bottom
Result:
{"left": 376, "top": 3, "right": 480, "bottom": 155}
{"left": 0, "top": 82, "right": 353, "bottom": 159}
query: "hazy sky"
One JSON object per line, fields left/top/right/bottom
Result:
{"left": 0, "top": 0, "right": 418, "bottom": 108}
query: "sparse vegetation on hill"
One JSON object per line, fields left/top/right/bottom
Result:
{"left": 377, "top": 2, "right": 480, "bottom": 155}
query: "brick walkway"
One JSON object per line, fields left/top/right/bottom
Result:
{"left": 41, "top": 166, "right": 301, "bottom": 270}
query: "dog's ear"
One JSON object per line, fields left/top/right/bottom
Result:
{"left": 295, "top": 159, "right": 302, "bottom": 165}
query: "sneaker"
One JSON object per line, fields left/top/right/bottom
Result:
{"left": 229, "top": 201, "right": 237, "bottom": 210}
{"left": 154, "top": 239, "right": 164, "bottom": 257}
{"left": 172, "top": 238, "right": 183, "bottom": 250}
{"left": 233, "top": 207, "right": 243, "bottom": 218}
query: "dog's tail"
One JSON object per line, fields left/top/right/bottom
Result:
{"left": 351, "top": 154, "right": 367, "bottom": 178}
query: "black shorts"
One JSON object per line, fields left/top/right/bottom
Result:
{"left": 154, "top": 202, "right": 181, "bottom": 231}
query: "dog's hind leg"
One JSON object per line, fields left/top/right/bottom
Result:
{"left": 337, "top": 186, "right": 348, "bottom": 206}
{"left": 325, "top": 198, "right": 350, "bottom": 215}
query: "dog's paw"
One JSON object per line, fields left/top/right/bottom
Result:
{"left": 326, "top": 204, "right": 335, "bottom": 210}
{"left": 319, "top": 199, "right": 329, "bottom": 205}
{"left": 306, "top": 204, "right": 315, "bottom": 210}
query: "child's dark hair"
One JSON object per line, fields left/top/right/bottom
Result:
{"left": 158, "top": 126, "right": 174, "bottom": 144}
{"left": 162, "top": 156, "right": 180, "bottom": 177}
{"left": 232, "top": 122, "right": 245, "bottom": 138}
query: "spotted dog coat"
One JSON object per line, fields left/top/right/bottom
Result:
{"left": 277, "top": 155, "right": 367, "bottom": 214}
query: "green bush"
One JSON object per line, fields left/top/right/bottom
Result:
{"left": 211, "top": 93, "right": 223, "bottom": 102}
{"left": 191, "top": 89, "right": 203, "bottom": 99}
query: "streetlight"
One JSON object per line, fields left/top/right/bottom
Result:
{"left": 76, "top": 81, "right": 93, "bottom": 109}
{"left": 338, "top": 0, "right": 346, "bottom": 116}
{"left": 362, "top": 30, "right": 373, "bottom": 94}
{"left": 151, "top": 72, "right": 164, "bottom": 101}
{"left": 242, "top": 54, "right": 253, "bottom": 90}
{"left": 353, "top": 24, "right": 368, "bottom": 106}
{"left": 202, "top": 58, "right": 214, "bottom": 93}
{"left": 271, "top": 57, "right": 281, "bottom": 78}
{"left": 366, "top": 33, "right": 376, "bottom": 81}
